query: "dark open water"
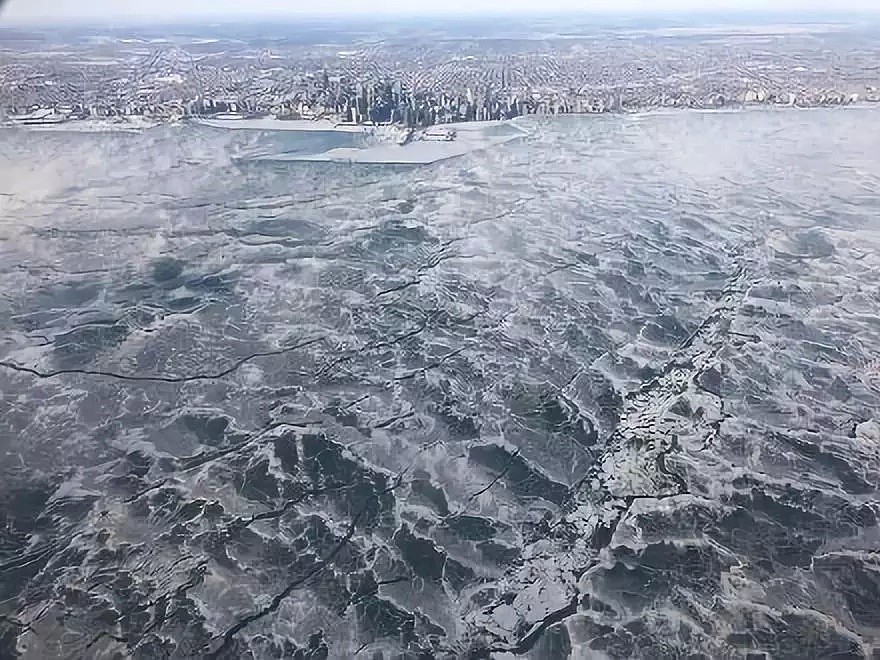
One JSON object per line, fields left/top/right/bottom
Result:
{"left": 1, "top": 108, "right": 879, "bottom": 658}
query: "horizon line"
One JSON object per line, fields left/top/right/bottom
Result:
{"left": 2, "top": 7, "right": 880, "bottom": 29}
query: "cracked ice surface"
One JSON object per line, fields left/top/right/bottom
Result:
{"left": 2, "top": 109, "right": 880, "bottom": 659}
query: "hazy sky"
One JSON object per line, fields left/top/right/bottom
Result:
{"left": 2, "top": 0, "right": 878, "bottom": 22}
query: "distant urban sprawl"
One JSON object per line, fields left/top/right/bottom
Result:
{"left": 2, "top": 17, "right": 880, "bottom": 126}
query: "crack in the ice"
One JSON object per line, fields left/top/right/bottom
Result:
{"left": 205, "top": 474, "right": 406, "bottom": 658}
{"left": 234, "top": 484, "right": 357, "bottom": 528}
{"left": 375, "top": 279, "right": 421, "bottom": 298}
{"left": 0, "top": 336, "right": 325, "bottom": 383}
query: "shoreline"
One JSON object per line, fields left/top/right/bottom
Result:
{"left": 1, "top": 103, "right": 876, "bottom": 136}
{"left": 190, "top": 116, "right": 370, "bottom": 133}
{"left": 0, "top": 116, "right": 163, "bottom": 132}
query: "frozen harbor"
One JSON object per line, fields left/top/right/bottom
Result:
{"left": 245, "top": 120, "right": 528, "bottom": 165}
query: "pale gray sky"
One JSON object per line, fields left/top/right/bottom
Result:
{"left": 2, "top": 0, "right": 878, "bottom": 23}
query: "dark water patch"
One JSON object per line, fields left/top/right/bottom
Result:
{"left": 0, "top": 619, "right": 21, "bottom": 658}
{"left": 601, "top": 541, "right": 727, "bottom": 602}
{"left": 588, "top": 614, "right": 707, "bottom": 659}
{"left": 141, "top": 486, "right": 186, "bottom": 521}
{"left": 248, "top": 630, "right": 330, "bottom": 660}
{"left": 0, "top": 483, "right": 57, "bottom": 600}
{"left": 174, "top": 498, "right": 208, "bottom": 522}
{"left": 184, "top": 271, "right": 236, "bottom": 295}
{"left": 575, "top": 370, "right": 624, "bottom": 434}
{"left": 827, "top": 375, "right": 852, "bottom": 401}
{"left": 776, "top": 229, "right": 836, "bottom": 260}
{"left": 151, "top": 257, "right": 185, "bottom": 283}
{"left": 178, "top": 413, "right": 231, "bottom": 446}
{"left": 468, "top": 443, "right": 569, "bottom": 505}
{"left": 393, "top": 523, "right": 474, "bottom": 590}
{"left": 506, "top": 384, "right": 598, "bottom": 449}
{"left": 626, "top": 259, "right": 645, "bottom": 277}
{"left": 709, "top": 482, "right": 876, "bottom": 573}
{"left": 107, "top": 471, "right": 150, "bottom": 497}
{"left": 477, "top": 539, "right": 520, "bottom": 565}
{"left": 26, "top": 281, "right": 103, "bottom": 312}
{"left": 640, "top": 313, "right": 691, "bottom": 344}
{"left": 0, "top": 484, "right": 54, "bottom": 542}
{"left": 409, "top": 476, "right": 450, "bottom": 516}
{"left": 443, "top": 515, "right": 500, "bottom": 542}
{"left": 273, "top": 431, "right": 299, "bottom": 473}
{"left": 248, "top": 215, "right": 325, "bottom": 239}
{"left": 106, "top": 450, "right": 156, "bottom": 495}
{"left": 435, "top": 405, "right": 480, "bottom": 440}
{"left": 364, "top": 220, "right": 434, "bottom": 252}
{"left": 711, "top": 506, "right": 821, "bottom": 569}
{"left": 726, "top": 610, "right": 863, "bottom": 659}
{"left": 697, "top": 365, "right": 724, "bottom": 397}
{"left": 322, "top": 402, "right": 359, "bottom": 428}
{"left": 301, "top": 433, "right": 396, "bottom": 527}
{"left": 236, "top": 459, "right": 279, "bottom": 502}
{"left": 532, "top": 622, "right": 572, "bottom": 660}
{"left": 813, "top": 553, "right": 880, "bottom": 628}
{"left": 356, "top": 592, "right": 416, "bottom": 641}
{"left": 298, "top": 514, "right": 362, "bottom": 571}
{"left": 53, "top": 320, "right": 129, "bottom": 367}
{"left": 163, "top": 295, "right": 204, "bottom": 312}
{"left": 771, "top": 431, "right": 874, "bottom": 495}
{"left": 599, "top": 271, "right": 652, "bottom": 306}
{"left": 396, "top": 199, "right": 416, "bottom": 214}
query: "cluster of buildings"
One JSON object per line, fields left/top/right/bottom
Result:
{"left": 2, "top": 22, "right": 879, "bottom": 127}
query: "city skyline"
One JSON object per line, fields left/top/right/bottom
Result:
{"left": 3, "top": 0, "right": 880, "bottom": 24}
